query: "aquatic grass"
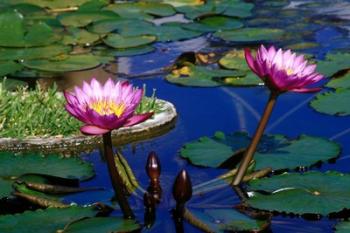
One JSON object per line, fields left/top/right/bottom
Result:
{"left": 0, "top": 81, "right": 161, "bottom": 138}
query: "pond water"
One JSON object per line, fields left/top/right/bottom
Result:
{"left": 1, "top": 0, "right": 350, "bottom": 232}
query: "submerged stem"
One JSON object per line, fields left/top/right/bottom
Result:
{"left": 103, "top": 132, "right": 135, "bottom": 219}
{"left": 232, "top": 92, "right": 279, "bottom": 186}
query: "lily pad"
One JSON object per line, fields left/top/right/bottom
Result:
{"left": 316, "top": 52, "right": 350, "bottom": 78}
{"left": 62, "top": 217, "right": 140, "bottom": 233}
{"left": 22, "top": 54, "right": 101, "bottom": 72}
{"left": 181, "top": 132, "right": 340, "bottom": 170}
{"left": 166, "top": 63, "right": 244, "bottom": 87}
{"left": 89, "top": 18, "right": 154, "bottom": 34}
{"left": 103, "top": 34, "right": 156, "bottom": 49}
{"left": 4, "top": 0, "right": 92, "bottom": 9}
{"left": 187, "top": 208, "right": 268, "bottom": 233}
{"left": 221, "top": 73, "right": 262, "bottom": 86}
{"left": 247, "top": 171, "right": 350, "bottom": 215}
{"left": 105, "top": 2, "right": 176, "bottom": 19}
{"left": 0, "top": 45, "right": 71, "bottom": 61}
{"left": 214, "top": 27, "right": 284, "bottom": 43}
{"left": 0, "top": 178, "right": 13, "bottom": 199}
{"left": 325, "top": 71, "right": 350, "bottom": 89}
{"left": 93, "top": 45, "right": 155, "bottom": 57}
{"left": 63, "top": 28, "right": 100, "bottom": 46}
{"left": 335, "top": 221, "right": 350, "bottom": 233}
{"left": 0, "top": 152, "right": 94, "bottom": 181}
{"left": 218, "top": 49, "right": 251, "bottom": 71}
{"left": 0, "top": 10, "right": 59, "bottom": 47}
{"left": 58, "top": 11, "right": 120, "bottom": 27}
{"left": 182, "top": 15, "right": 243, "bottom": 32}
{"left": 310, "top": 89, "right": 350, "bottom": 116}
{"left": 0, "top": 206, "right": 98, "bottom": 233}
{"left": 0, "top": 61, "right": 23, "bottom": 77}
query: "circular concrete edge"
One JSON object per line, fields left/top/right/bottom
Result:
{"left": 0, "top": 99, "right": 177, "bottom": 154}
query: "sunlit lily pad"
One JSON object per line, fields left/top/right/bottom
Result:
{"left": 187, "top": 208, "right": 268, "bottom": 233}
{"left": 0, "top": 10, "right": 59, "bottom": 47}
{"left": 325, "top": 71, "right": 350, "bottom": 89}
{"left": 58, "top": 11, "right": 120, "bottom": 27}
{"left": 0, "top": 45, "right": 71, "bottom": 61}
{"left": 0, "top": 61, "right": 23, "bottom": 77}
{"left": 214, "top": 27, "right": 284, "bottom": 43}
{"left": 166, "top": 63, "right": 244, "bottom": 87}
{"left": 317, "top": 52, "right": 350, "bottom": 77}
{"left": 181, "top": 131, "right": 340, "bottom": 170}
{"left": 61, "top": 217, "right": 140, "bottom": 233}
{"left": 160, "top": 0, "right": 205, "bottom": 7}
{"left": 103, "top": 34, "right": 156, "bottom": 49}
{"left": 247, "top": 171, "right": 350, "bottom": 215}
{"left": 3, "top": 0, "right": 91, "bottom": 9}
{"left": 22, "top": 54, "right": 101, "bottom": 72}
{"left": 182, "top": 15, "right": 243, "bottom": 32}
{"left": 218, "top": 49, "right": 250, "bottom": 71}
{"left": 310, "top": 89, "right": 350, "bottom": 116}
{"left": 63, "top": 28, "right": 100, "bottom": 45}
{"left": 221, "top": 73, "right": 262, "bottom": 86}
{"left": 0, "top": 206, "right": 98, "bottom": 233}
{"left": 335, "top": 221, "right": 350, "bottom": 233}
{"left": 93, "top": 45, "right": 155, "bottom": 57}
{"left": 89, "top": 18, "right": 153, "bottom": 34}
{"left": 105, "top": 2, "right": 176, "bottom": 19}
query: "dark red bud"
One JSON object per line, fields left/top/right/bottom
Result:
{"left": 172, "top": 169, "right": 192, "bottom": 204}
{"left": 146, "top": 151, "right": 161, "bottom": 180}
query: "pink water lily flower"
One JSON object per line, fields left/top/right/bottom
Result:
{"left": 245, "top": 45, "right": 324, "bottom": 93}
{"left": 64, "top": 78, "right": 153, "bottom": 135}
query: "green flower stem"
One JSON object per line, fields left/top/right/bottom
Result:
{"left": 102, "top": 132, "right": 135, "bottom": 219}
{"left": 233, "top": 92, "right": 279, "bottom": 186}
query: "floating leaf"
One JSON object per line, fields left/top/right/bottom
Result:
{"left": 187, "top": 208, "right": 268, "bottom": 233}
{"left": 0, "top": 45, "right": 71, "bottom": 61}
{"left": 0, "top": 178, "right": 13, "bottom": 199}
{"left": 103, "top": 34, "right": 156, "bottom": 49}
{"left": 0, "top": 152, "right": 94, "bottom": 181}
{"left": 23, "top": 54, "right": 101, "bottom": 72}
{"left": 0, "top": 10, "right": 59, "bottom": 47}
{"left": 286, "top": 42, "right": 319, "bottom": 51}
{"left": 0, "top": 61, "right": 23, "bottom": 77}
{"left": 62, "top": 217, "right": 140, "bottom": 233}
{"left": 0, "top": 207, "right": 97, "bottom": 233}
{"left": 4, "top": 0, "right": 92, "bottom": 9}
{"left": 325, "top": 71, "right": 350, "bottom": 89}
{"left": 182, "top": 15, "right": 243, "bottom": 32}
{"left": 317, "top": 52, "right": 350, "bottom": 77}
{"left": 58, "top": 11, "right": 120, "bottom": 27}
{"left": 219, "top": 49, "right": 250, "bottom": 71}
{"left": 166, "top": 63, "right": 244, "bottom": 87}
{"left": 63, "top": 28, "right": 100, "bottom": 46}
{"left": 89, "top": 18, "right": 154, "bottom": 34}
{"left": 310, "top": 89, "right": 350, "bottom": 116}
{"left": 93, "top": 45, "right": 155, "bottom": 57}
{"left": 247, "top": 171, "right": 350, "bottom": 215}
{"left": 105, "top": 2, "right": 176, "bottom": 19}
{"left": 214, "top": 27, "right": 284, "bottom": 43}
{"left": 181, "top": 132, "right": 340, "bottom": 170}
{"left": 335, "top": 221, "right": 350, "bottom": 233}
{"left": 221, "top": 73, "right": 262, "bottom": 86}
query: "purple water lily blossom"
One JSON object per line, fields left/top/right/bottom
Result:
{"left": 245, "top": 45, "right": 324, "bottom": 93}
{"left": 64, "top": 78, "right": 153, "bottom": 135}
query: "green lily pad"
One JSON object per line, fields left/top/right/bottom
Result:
{"left": 325, "top": 71, "right": 350, "bottom": 89}
{"left": 0, "top": 45, "right": 71, "bottom": 61}
{"left": 93, "top": 45, "right": 155, "bottom": 57}
{"left": 118, "top": 22, "right": 202, "bottom": 42}
{"left": 58, "top": 11, "right": 120, "bottom": 27}
{"left": 105, "top": 2, "right": 176, "bottom": 19}
{"left": 166, "top": 63, "right": 244, "bottom": 87}
{"left": 221, "top": 73, "right": 262, "bottom": 86}
{"left": 0, "top": 152, "right": 94, "bottom": 181}
{"left": 176, "top": 0, "right": 254, "bottom": 19}
{"left": 63, "top": 28, "right": 100, "bottom": 45}
{"left": 310, "top": 89, "right": 350, "bottom": 116}
{"left": 181, "top": 132, "right": 340, "bottom": 170}
{"left": 0, "top": 61, "right": 23, "bottom": 77}
{"left": 247, "top": 171, "right": 350, "bottom": 215}
{"left": 160, "top": 0, "right": 204, "bottom": 7}
{"left": 0, "top": 178, "right": 14, "bottom": 199}
{"left": 317, "top": 52, "right": 350, "bottom": 78}
{"left": 218, "top": 49, "right": 250, "bottom": 71}
{"left": 0, "top": 206, "right": 98, "bottom": 233}
{"left": 0, "top": 10, "right": 59, "bottom": 47}
{"left": 214, "top": 27, "right": 284, "bottom": 43}
{"left": 188, "top": 208, "right": 268, "bottom": 233}
{"left": 4, "top": 0, "right": 92, "bottom": 9}
{"left": 103, "top": 34, "right": 156, "bottom": 49}
{"left": 286, "top": 42, "right": 319, "bottom": 51}
{"left": 89, "top": 18, "right": 154, "bottom": 34}
{"left": 62, "top": 217, "right": 140, "bottom": 233}
{"left": 22, "top": 54, "right": 101, "bottom": 72}
{"left": 182, "top": 15, "right": 243, "bottom": 32}
{"left": 335, "top": 221, "right": 350, "bottom": 233}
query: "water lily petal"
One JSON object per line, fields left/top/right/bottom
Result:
{"left": 124, "top": 112, "right": 153, "bottom": 127}
{"left": 80, "top": 125, "right": 110, "bottom": 135}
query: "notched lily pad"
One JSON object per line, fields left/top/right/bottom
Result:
{"left": 182, "top": 15, "right": 243, "bottom": 32}
{"left": 103, "top": 34, "right": 156, "bottom": 49}
{"left": 214, "top": 27, "right": 284, "bottom": 43}
{"left": 247, "top": 171, "right": 350, "bottom": 215}
{"left": 310, "top": 88, "right": 350, "bottom": 116}
{"left": 325, "top": 71, "right": 350, "bottom": 89}
{"left": 316, "top": 52, "right": 350, "bottom": 78}
{"left": 181, "top": 132, "right": 340, "bottom": 170}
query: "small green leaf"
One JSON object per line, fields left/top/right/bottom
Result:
{"left": 214, "top": 27, "right": 284, "bottom": 43}
{"left": 326, "top": 72, "right": 350, "bottom": 89}
{"left": 316, "top": 52, "right": 350, "bottom": 77}
{"left": 310, "top": 88, "right": 350, "bottom": 116}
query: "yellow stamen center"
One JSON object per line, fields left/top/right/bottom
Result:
{"left": 286, "top": 68, "right": 294, "bottom": 75}
{"left": 90, "top": 100, "right": 126, "bottom": 117}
